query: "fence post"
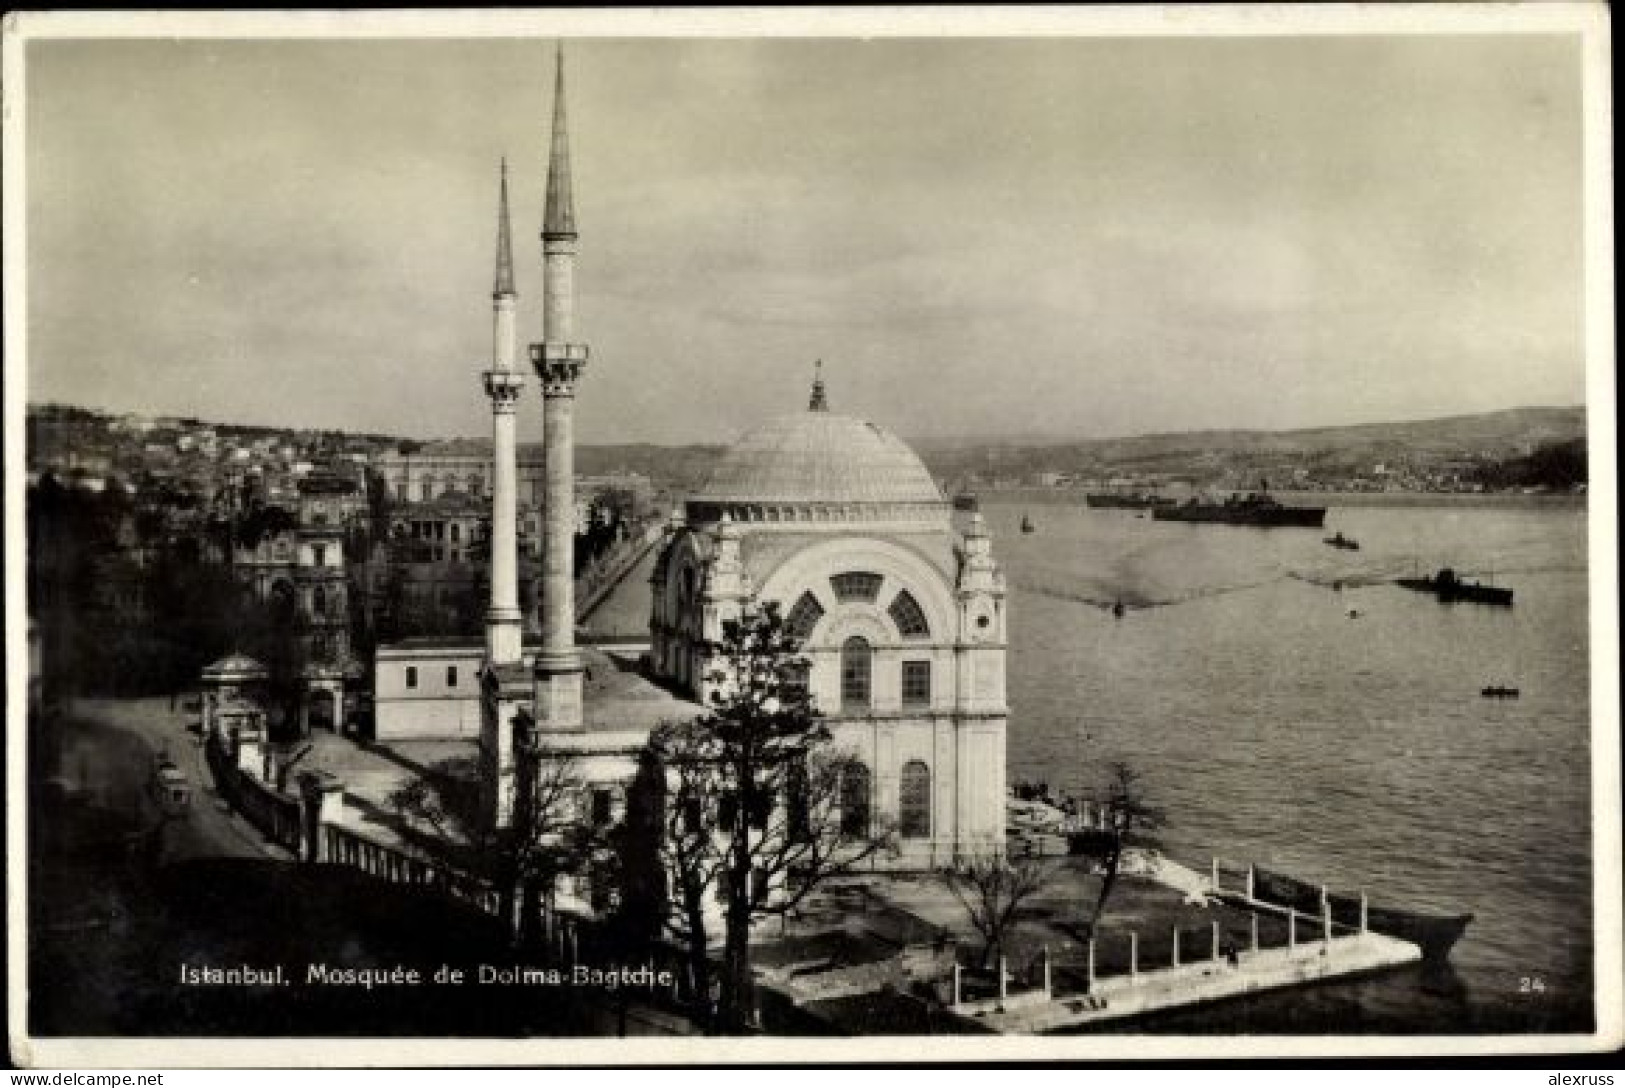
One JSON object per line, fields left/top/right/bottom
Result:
{"left": 1130, "top": 932, "right": 1138, "bottom": 982}
{"left": 952, "top": 963, "right": 962, "bottom": 1007}
{"left": 235, "top": 725, "right": 264, "bottom": 779}
{"left": 1288, "top": 910, "right": 1297, "bottom": 949}
{"left": 1211, "top": 920, "right": 1220, "bottom": 962}
{"left": 1172, "top": 926, "right": 1180, "bottom": 968}
{"left": 296, "top": 771, "right": 344, "bottom": 863}
{"left": 1321, "top": 897, "right": 1332, "bottom": 945}
{"left": 1250, "top": 913, "right": 1259, "bottom": 953}
{"left": 1359, "top": 891, "right": 1368, "bottom": 934}
{"left": 1087, "top": 939, "right": 1096, "bottom": 989}
{"left": 1042, "top": 945, "right": 1052, "bottom": 997}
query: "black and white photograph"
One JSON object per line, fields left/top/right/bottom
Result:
{"left": 4, "top": 5, "right": 1617, "bottom": 1066}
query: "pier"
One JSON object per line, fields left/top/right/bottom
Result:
{"left": 929, "top": 852, "right": 1426, "bottom": 1035}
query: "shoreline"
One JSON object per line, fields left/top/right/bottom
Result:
{"left": 977, "top": 487, "right": 1587, "bottom": 511}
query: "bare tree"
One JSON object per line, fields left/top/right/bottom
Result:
{"left": 1082, "top": 760, "right": 1165, "bottom": 939}
{"left": 943, "top": 858, "right": 1057, "bottom": 969}
{"left": 640, "top": 716, "right": 728, "bottom": 1024}
{"left": 645, "top": 601, "right": 894, "bottom": 1033}
{"left": 387, "top": 742, "right": 598, "bottom": 946}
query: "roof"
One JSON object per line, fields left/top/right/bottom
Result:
{"left": 691, "top": 410, "right": 946, "bottom": 508}
{"left": 201, "top": 653, "right": 269, "bottom": 681}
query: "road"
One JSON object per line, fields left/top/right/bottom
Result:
{"left": 57, "top": 697, "right": 290, "bottom": 863}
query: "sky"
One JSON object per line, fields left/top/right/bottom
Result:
{"left": 23, "top": 31, "right": 1589, "bottom": 446}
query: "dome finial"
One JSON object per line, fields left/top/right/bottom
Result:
{"left": 809, "top": 359, "right": 828, "bottom": 412}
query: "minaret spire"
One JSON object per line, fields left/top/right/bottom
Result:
{"left": 494, "top": 157, "right": 515, "bottom": 298}
{"left": 543, "top": 44, "right": 576, "bottom": 241}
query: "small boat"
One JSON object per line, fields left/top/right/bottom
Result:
{"left": 1481, "top": 685, "right": 1521, "bottom": 699}
{"left": 1020, "top": 514, "right": 1035, "bottom": 534}
{"left": 1396, "top": 567, "right": 1513, "bottom": 606}
{"left": 952, "top": 491, "right": 980, "bottom": 512}
{"left": 1247, "top": 865, "right": 1473, "bottom": 962}
{"left": 1324, "top": 532, "right": 1360, "bottom": 551}
{"left": 1111, "top": 600, "right": 1125, "bottom": 618}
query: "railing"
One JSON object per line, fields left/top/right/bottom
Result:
{"left": 205, "top": 736, "right": 301, "bottom": 852}
{"left": 576, "top": 520, "right": 664, "bottom": 622}
{"left": 204, "top": 734, "right": 500, "bottom": 917}
{"left": 321, "top": 822, "right": 502, "bottom": 917}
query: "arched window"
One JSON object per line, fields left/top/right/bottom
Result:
{"left": 840, "top": 761, "right": 872, "bottom": 839}
{"left": 785, "top": 591, "right": 825, "bottom": 640}
{"left": 888, "top": 590, "right": 930, "bottom": 638}
{"left": 900, "top": 760, "right": 931, "bottom": 839}
{"left": 830, "top": 571, "right": 883, "bottom": 603}
{"left": 840, "top": 637, "right": 872, "bottom": 711}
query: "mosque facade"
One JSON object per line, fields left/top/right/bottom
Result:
{"left": 648, "top": 376, "right": 1009, "bottom": 867}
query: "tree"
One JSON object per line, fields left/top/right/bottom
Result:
{"left": 643, "top": 602, "right": 894, "bottom": 1033}
{"left": 386, "top": 745, "right": 600, "bottom": 946}
{"left": 943, "top": 858, "right": 1056, "bottom": 969}
{"left": 1081, "top": 761, "right": 1165, "bottom": 940}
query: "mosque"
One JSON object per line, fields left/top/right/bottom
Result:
{"left": 465, "top": 49, "right": 1008, "bottom": 869}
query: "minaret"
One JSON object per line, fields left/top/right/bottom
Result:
{"left": 483, "top": 159, "right": 525, "bottom": 664}
{"left": 528, "top": 45, "right": 589, "bottom": 732}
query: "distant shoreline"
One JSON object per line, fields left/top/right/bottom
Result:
{"left": 976, "top": 488, "right": 1587, "bottom": 511}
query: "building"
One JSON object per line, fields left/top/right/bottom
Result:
{"left": 230, "top": 473, "right": 365, "bottom": 733}
{"left": 648, "top": 374, "right": 1009, "bottom": 868}
{"left": 450, "top": 49, "right": 1009, "bottom": 875}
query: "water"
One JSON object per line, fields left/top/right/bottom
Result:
{"left": 987, "top": 494, "right": 1594, "bottom": 1033}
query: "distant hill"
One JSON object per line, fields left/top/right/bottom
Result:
{"left": 902, "top": 407, "right": 1587, "bottom": 485}
{"left": 27, "top": 401, "right": 1585, "bottom": 493}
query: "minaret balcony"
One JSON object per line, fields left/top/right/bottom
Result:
{"left": 529, "top": 343, "right": 589, "bottom": 391}
{"left": 529, "top": 343, "right": 589, "bottom": 365}
{"left": 483, "top": 370, "right": 526, "bottom": 400}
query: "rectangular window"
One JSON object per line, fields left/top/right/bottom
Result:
{"left": 405, "top": 666, "right": 418, "bottom": 690}
{"left": 902, "top": 661, "right": 932, "bottom": 707}
{"left": 830, "top": 571, "right": 884, "bottom": 603}
{"left": 591, "top": 788, "right": 613, "bottom": 826}
{"left": 446, "top": 666, "right": 458, "bottom": 688}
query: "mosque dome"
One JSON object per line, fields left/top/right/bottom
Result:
{"left": 691, "top": 408, "right": 945, "bottom": 511}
